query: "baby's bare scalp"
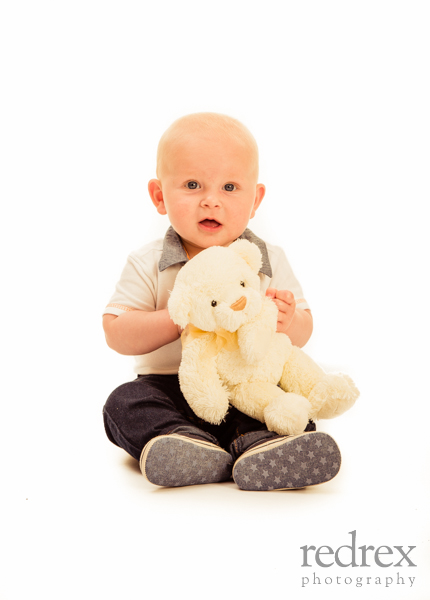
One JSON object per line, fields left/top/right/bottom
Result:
{"left": 156, "top": 112, "right": 259, "bottom": 181}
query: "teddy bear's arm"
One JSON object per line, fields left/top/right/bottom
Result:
{"left": 237, "top": 296, "right": 280, "bottom": 364}
{"left": 178, "top": 335, "right": 230, "bottom": 425}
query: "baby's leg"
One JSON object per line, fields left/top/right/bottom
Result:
{"left": 103, "top": 374, "right": 212, "bottom": 459}
{"left": 103, "top": 374, "right": 232, "bottom": 486}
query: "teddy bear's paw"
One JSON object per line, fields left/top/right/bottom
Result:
{"left": 238, "top": 325, "right": 274, "bottom": 364}
{"left": 248, "top": 346, "right": 270, "bottom": 365}
{"left": 264, "top": 393, "right": 311, "bottom": 436}
{"left": 193, "top": 397, "right": 230, "bottom": 425}
{"left": 309, "top": 374, "right": 359, "bottom": 421}
{"left": 240, "top": 343, "right": 269, "bottom": 365}
{"left": 182, "top": 386, "right": 230, "bottom": 425}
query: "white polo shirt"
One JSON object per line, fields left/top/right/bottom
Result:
{"left": 104, "top": 227, "right": 309, "bottom": 375}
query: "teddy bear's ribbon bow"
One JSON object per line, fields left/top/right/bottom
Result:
{"left": 181, "top": 323, "right": 238, "bottom": 357}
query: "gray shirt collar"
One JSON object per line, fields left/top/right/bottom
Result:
{"left": 158, "top": 225, "right": 272, "bottom": 278}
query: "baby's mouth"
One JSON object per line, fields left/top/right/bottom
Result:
{"left": 199, "top": 219, "right": 222, "bottom": 229}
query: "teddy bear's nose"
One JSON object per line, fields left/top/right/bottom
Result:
{"left": 230, "top": 296, "right": 247, "bottom": 311}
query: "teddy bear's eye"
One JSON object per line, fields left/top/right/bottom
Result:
{"left": 211, "top": 300, "right": 217, "bottom": 307}
{"left": 240, "top": 281, "right": 245, "bottom": 287}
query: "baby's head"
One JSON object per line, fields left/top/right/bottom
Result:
{"left": 148, "top": 112, "right": 265, "bottom": 259}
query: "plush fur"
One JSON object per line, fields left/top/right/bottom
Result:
{"left": 168, "top": 240, "right": 359, "bottom": 436}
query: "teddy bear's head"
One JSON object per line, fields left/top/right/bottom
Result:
{"left": 168, "top": 239, "right": 264, "bottom": 332}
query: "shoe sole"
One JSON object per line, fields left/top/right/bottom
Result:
{"left": 140, "top": 434, "right": 233, "bottom": 487}
{"left": 233, "top": 432, "right": 341, "bottom": 491}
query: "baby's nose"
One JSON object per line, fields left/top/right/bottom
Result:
{"left": 201, "top": 192, "right": 221, "bottom": 207}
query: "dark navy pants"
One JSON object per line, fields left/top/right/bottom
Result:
{"left": 103, "top": 374, "right": 316, "bottom": 461}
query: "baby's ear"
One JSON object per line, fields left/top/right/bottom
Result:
{"left": 229, "top": 239, "right": 262, "bottom": 273}
{"left": 168, "top": 282, "right": 192, "bottom": 329}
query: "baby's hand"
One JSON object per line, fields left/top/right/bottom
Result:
{"left": 265, "top": 288, "right": 296, "bottom": 334}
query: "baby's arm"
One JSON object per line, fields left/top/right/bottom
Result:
{"left": 103, "top": 309, "right": 181, "bottom": 356}
{"left": 265, "top": 288, "right": 313, "bottom": 347}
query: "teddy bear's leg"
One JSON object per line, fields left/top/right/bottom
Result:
{"left": 263, "top": 393, "right": 311, "bottom": 436}
{"left": 279, "top": 346, "right": 326, "bottom": 397}
{"left": 308, "top": 374, "right": 360, "bottom": 420}
{"left": 230, "top": 383, "right": 311, "bottom": 436}
{"left": 229, "top": 382, "right": 281, "bottom": 422}
{"left": 279, "top": 347, "right": 359, "bottom": 421}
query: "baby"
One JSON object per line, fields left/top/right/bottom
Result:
{"left": 102, "top": 112, "right": 341, "bottom": 491}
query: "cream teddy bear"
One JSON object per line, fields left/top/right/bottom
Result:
{"left": 168, "top": 239, "right": 359, "bottom": 436}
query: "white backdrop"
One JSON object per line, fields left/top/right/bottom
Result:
{"left": 1, "top": 2, "right": 429, "bottom": 599}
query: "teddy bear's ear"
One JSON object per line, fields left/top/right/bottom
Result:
{"left": 229, "top": 239, "right": 262, "bottom": 273}
{"left": 168, "top": 282, "right": 192, "bottom": 329}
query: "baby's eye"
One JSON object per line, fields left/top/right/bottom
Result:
{"left": 223, "top": 183, "right": 236, "bottom": 192}
{"left": 211, "top": 300, "right": 218, "bottom": 307}
{"left": 186, "top": 181, "right": 200, "bottom": 189}
{"left": 240, "top": 281, "right": 245, "bottom": 287}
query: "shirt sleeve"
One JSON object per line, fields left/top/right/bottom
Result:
{"left": 264, "top": 244, "right": 310, "bottom": 311}
{"left": 103, "top": 252, "right": 158, "bottom": 316}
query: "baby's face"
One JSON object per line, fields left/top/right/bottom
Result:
{"left": 150, "top": 134, "right": 265, "bottom": 258}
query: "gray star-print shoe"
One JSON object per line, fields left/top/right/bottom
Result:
{"left": 140, "top": 434, "right": 234, "bottom": 487}
{"left": 232, "top": 432, "right": 341, "bottom": 491}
